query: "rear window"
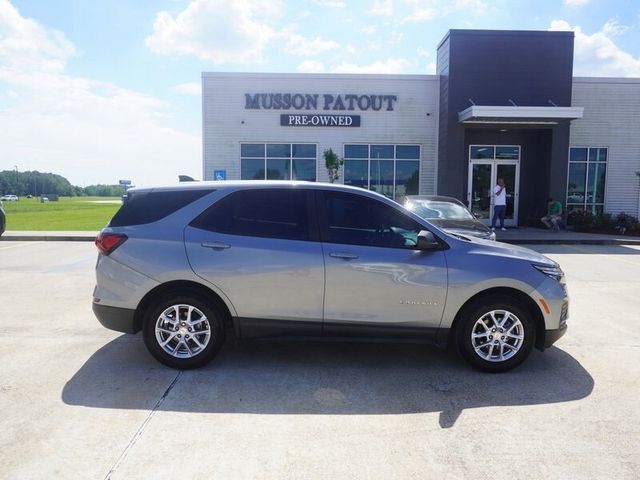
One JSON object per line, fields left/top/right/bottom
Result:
{"left": 109, "top": 189, "right": 212, "bottom": 227}
{"left": 190, "top": 189, "right": 310, "bottom": 241}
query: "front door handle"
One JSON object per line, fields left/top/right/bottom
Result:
{"left": 201, "top": 242, "right": 231, "bottom": 250}
{"left": 329, "top": 252, "right": 359, "bottom": 259}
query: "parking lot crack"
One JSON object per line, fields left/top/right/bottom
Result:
{"left": 103, "top": 371, "right": 182, "bottom": 480}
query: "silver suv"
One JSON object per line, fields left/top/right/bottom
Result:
{"left": 93, "top": 181, "right": 568, "bottom": 372}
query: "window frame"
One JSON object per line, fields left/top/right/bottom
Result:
{"left": 566, "top": 146, "right": 608, "bottom": 215}
{"left": 315, "top": 189, "right": 428, "bottom": 250}
{"left": 342, "top": 143, "right": 421, "bottom": 200}
{"left": 240, "top": 143, "right": 318, "bottom": 182}
{"left": 190, "top": 188, "right": 320, "bottom": 242}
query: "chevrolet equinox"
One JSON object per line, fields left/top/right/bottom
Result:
{"left": 93, "top": 181, "right": 568, "bottom": 372}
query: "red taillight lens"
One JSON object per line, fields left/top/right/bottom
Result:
{"left": 95, "top": 232, "right": 127, "bottom": 255}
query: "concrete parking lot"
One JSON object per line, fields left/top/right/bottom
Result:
{"left": 0, "top": 241, "right": 639, "bottom": 479}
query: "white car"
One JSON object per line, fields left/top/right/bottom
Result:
{"left": 0, "top": 195, "right": 18, "bottom": 201}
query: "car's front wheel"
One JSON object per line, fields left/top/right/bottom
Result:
{"left": 457, "top": 295, "right": 535, "bottom": 372}
{"left": 142, "top": 294, "right": 225, "bottom": 369}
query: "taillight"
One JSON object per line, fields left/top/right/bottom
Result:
{"left": 95, "top": 232, "right": 127, "bottom": 255}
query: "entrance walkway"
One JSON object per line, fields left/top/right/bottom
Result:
{"left": 494, "top": 227, "right": 640, "bottom": 245}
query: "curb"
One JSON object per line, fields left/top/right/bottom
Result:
{"left": 1, "top": 235, "right": 96, "bottom": 242}
{"left": 503, "top": 239, "right": 640, "bottom": 246}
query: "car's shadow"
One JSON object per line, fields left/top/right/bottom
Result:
{"left": 62, "top": 336, "right": 593, "bottom": 428}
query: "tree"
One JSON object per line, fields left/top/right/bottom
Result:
{"left": 324, "top": 148, "right": 344, "bottom": 183}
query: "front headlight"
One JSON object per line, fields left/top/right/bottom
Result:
{"left": 533, "top": 264, "right": 564, "bottom": 282}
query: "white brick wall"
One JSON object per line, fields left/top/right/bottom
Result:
{"left": 202, "top": 73, "right": 439, "bottom": 195}
{"left": 571, "top": 77, "right": 640, "bottom": 217}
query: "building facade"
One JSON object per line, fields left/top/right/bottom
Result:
{"left": 203, "top": 29, "right": 640, "bottom": 225}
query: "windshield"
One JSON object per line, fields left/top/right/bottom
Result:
{"left": 405, "top": 200, "right": 475, "bottom": 220}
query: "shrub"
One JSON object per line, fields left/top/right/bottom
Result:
{"left": 570, "top": 210, "right": 639, "bottom": 234}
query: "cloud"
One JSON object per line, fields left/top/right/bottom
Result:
{"left": 0, "top": 0, "right": 199, "bottom": 186}
{"left": 370, "top": 0, "right": 393, "bottom": 16}
{"left": 388, "top": 31, "right": 404, "bottom": 44}
{"left": 145, "top": 0, "right": 280, "bottom": 64}
{"left": 172, "top": 82, "right": 202, "bottom": 95}
{"left": 549, "top": 19, "right": 640, "bottom": 76}
{"left": 297, "top": 60, "right": 326, "bottom": 73}
{"left": 402, "top": 0, "right": 487, "bottom": 23}
{"left": 283, "top": 34, "right": 340, "bottom": 57}
{"left": 311, "top": 0, "right": 346, "bottom": 7}
{"left": 416, "top": 47, "right": 430, "bottom": 57}
{"left": 332, "top": 57, "right": 412, "bottom": 74}
{"left": 564, "top": 0, "right": 589, "bottom": 7}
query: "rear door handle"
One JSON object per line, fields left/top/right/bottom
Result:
{"left": 201, "top": 242, "right": 231, "bottom": 250}
{"left": 329, "top": 252, "right": 359, "bottom": 259}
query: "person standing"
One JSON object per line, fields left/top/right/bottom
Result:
{"left": 491, "top": 178, "right": 507, "bottom": 231}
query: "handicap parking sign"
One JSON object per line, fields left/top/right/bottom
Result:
{"left": 214, "top": 170, "right": 226, "bottom": 181}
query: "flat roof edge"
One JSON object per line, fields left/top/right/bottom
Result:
{"left": 573, "top": 76, "right": 640, "bottom": 84}
{"left": 202, "top": 72, "right": 439, "bottom": 81}
{"left": 437, "top": 29, "right": 574, "bottom": 50}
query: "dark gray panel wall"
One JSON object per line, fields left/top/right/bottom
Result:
{"left": 436, "top": 29, "right": 575, "bottom": 217}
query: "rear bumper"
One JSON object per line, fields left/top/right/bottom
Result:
{"left": 544, "top": 324, "right": 568, "bottom": 349}
{"left": 93, "top": 302, "right": 137, "bottom": 334}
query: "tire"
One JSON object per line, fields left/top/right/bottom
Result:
{"left": 457, "top": 295, "right": 535, "bottom": 373}
{"left": 142, "top": 293, "right": 225, "bottom": 369}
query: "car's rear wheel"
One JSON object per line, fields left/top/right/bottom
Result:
{"left": 142, "top": 294, "right": 225, "bottom": 369}
{"left": 457, "top": 295, "right": 535, "bottom": 372}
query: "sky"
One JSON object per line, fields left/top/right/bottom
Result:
{"left": 1, "top": 0, "right": 640, "bottom": 187}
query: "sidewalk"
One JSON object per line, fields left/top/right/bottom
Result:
{"left": 1, "top": 230, "right": 98, "bottom": 242}
{"left": 493, "top": 227, "right": 640, "bottom": 245}
{"left": 2, "top": 228, "right": 640, "bottom": 245}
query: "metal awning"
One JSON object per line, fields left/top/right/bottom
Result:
{"left": 458, "top": 106, "right": 584, "bottom": 125}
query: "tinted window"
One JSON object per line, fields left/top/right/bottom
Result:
{"left": 324, "top": 192, "right": 422, "bottom": 249}
{"left": 396, "top": 145, "right": 420, "bottom": 159}
{"left": 370, "top": 144, "right": 394, "bottom": 159}
{"left": 110, "top": 189, "right": 212, "bottom": 227}
{"left": 192, "top": 189, "right": 310, "bottom": 241}
{"left": 344, "top": 144, "right": 368, "bottom": 158}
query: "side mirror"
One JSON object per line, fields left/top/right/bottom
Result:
{"left": 417, "top": 230, "right": 440, "bottom": 250}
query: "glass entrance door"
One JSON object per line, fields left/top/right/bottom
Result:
{"left": 467, "top": 145, "right": 520, "bottom": 227}
{"left": 496, "top": 163, "right": 518, "bottom": 226}
{"left": 469, "top": 163, "right": 492, "bottom": 221}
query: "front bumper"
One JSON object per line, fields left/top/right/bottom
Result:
{"left": 544, "top": 324, "right": 568, "bottom": 349}
{"left": 93, "top": 302, "right": 137, "bottom": 334}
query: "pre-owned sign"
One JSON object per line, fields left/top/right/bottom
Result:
{"left": 281, "top": 114, "right": 360, "bottom": 127}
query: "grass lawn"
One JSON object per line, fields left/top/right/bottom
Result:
{"left": 2, "top": 197, "right": 121, "bottom": 231}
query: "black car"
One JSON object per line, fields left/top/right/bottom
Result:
{"left": 0, "top": 201, "right": 5, "bottom": 237}
{"left": 402, "top": 195, "right": 496, "bottom": 240}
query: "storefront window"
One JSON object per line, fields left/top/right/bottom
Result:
{"left": 567, "top": 147, "right": 607, "bottom": 217}
{"left": 495, "top": 146, "right": 519, "bottom": 160}
{"left": 241, "top": 143, "right": 317, "bottom": 181}
{"left": 470, "top": 146, "right": 495, "bottom": 159}
{"left": 395, "top": 161, "right": 420, "bottom": 197}
{"left": 369, "top": 159, "right": 394, "bottom": 197}
{"left": 343, "top": 159, "right": 368, "bottom": 188}
{"left": 343, "top": 144, "right": 420, "bottom": 199}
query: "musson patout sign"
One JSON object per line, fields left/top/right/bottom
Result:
{"left": 244, "top": 92, "right": 398, "bottom": 127}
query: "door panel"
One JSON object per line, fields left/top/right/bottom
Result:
{"left": 323, "top": 244, "right": 447, "bottom": 330}
{"left": 319, "top": 191, "right": 448, "bottom": 332}
{"left": 184, "top": 188, "right": 324, "bottom": 336}
{"left": 496, "top": 163, "right": 517, "bottom": 221}
{"left": 469, "top": 163, "right": 492, "bottom": 220}
{"left": 185, "top": 227, "right": 324, "bottom": 328}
